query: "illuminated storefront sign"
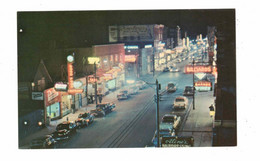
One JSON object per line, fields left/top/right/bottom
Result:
{"left": 67, "top": 62, "right": 74, "bottom": 89}
{"left": 125, "top": 55, "right": 137, "bottom": 62}
{"left": 44, "top": 88, "right": 61, "bottom": 107}
{"left": 161, "top": 136, "right": 194, "bottom": 147}
{"left": 185, "top": 65, "right": 212, "bottom": 73}
{"left": 88, "top": 57, "right": 100, "bottom": 64}
{"left": 32, "top": 92, "right": 44, "bottom": 100}
{"left": 145, "top": 44, "right": 152, "bottom": 48}
{"left": 54, "top": 83, "right": 68, "bottom": 91}
{"left": 195, "top": 81, "right": 212, "bottom": 87}
{"left": 124, "top": 45, "right": 139, "bottom": 49}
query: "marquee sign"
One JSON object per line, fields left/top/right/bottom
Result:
{"left": 185, "top": 65, "right": 212, "bottom": 74}
{"left": 161, "top": 136, "right": 194, "bottom": 147}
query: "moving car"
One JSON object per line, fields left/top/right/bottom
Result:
{"left": 136, "top": 80, "right": 146, "bottom": 90}
{"left": 173, "top": 96, "right": 188, "bottom": 109}
{"left": 30, "top": 136, "right": 56, "bottom": 149}
{"left": 117, "top": 89, "right": 129, "bottom": 100}
{"left": 183, "top": 86, "right": 194, "bottom": 96}
{"left": 75, "top": 112, "right": 95, "bottom": 128}
{"left": 166, "top": 82, "right": 177, "bottom": 93}
{"left": 169, "top": 66, "right": 179, "bottom": 72}
{"left": 163, "top": 67, "right": 170, "bottom": 72}
{"left": 128, "top": 85, "right": 139, "bottom": 95}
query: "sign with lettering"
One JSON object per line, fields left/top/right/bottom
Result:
{"left": 125, "top": 55, "right": 137, "bottom": 62}
{"left": 32, "top": 92, "right": 44, "bottom": 100}
{"left": 54, "top": 83, "right": 68, "bottom": 91}
{"left": 195, "top": 81, "right": 212, "bottom": 87}
{"left": 161, "top": 136, "right": 194, "bottom": 147}
{"left": 44, "top": 88, "right": 61, "bottom": 107}
{"left": 185, "top": 65, "right": 212, "bottom": 74}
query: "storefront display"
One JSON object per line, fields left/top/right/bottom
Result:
{"left": 47, "top": 102, "right": 60, "bottom": 119}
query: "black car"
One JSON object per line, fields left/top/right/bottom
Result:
{"left": 90, "top": 108, "right": 106, "bottom": 117}
{"left": 96, "top": 102, "right": 115, "bottom": 114}
{"left": 75, "top": 112, "right": 95, "bottom": 128}
{"left": 183, "top": 86, "right": 195, "bottom": 96}
{"left": 90, "top": 102, "right": 116, "bottom": 117}
{"left": 51, "top": 129, "right": 70, "bottom": 142}
{"left": 30, "top": 135, "right": 56, "bottom": 149}
{"left": 56, "top": 121, "right": 77, "bottom": 135}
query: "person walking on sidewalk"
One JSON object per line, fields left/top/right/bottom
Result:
{"left": 98, "top": 94, "right": 103, "bottom": 103}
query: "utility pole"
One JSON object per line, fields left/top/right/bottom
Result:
{"left": 153, "top": 48, "right": 155, "bottom": 77}
{"left": 193, "top": 58, "right": 195, "bottom": 110}
{"left": 94, "top": 62, "right": 97, "bottom": 105}
{"left": 156, "top": 79, "right": 160, "bottom": 147}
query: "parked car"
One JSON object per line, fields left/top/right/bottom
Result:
{"left": 173, "top": 96, "right": 188, "bottom": 109}
{"left": 55, "top": 121, "right": 77, "bottom": 136}
{"left": 169, "top": 66, "right": 179, "bottom": 72}
{"left": 96, "top": 102, "right": 115, "bottom": 113}
{"left": 136, "top": 80, "right": 146, "bottom": 90}
{"left": 163, "top": 67, "right": 170, "bottom": 72}
{"left": 166, "top": 82, "right": 177, "bottom": 93}
{"left": 161, "top": 114, "right": 181, "bottom": 129}
{"left": 30, "top": 135, "right": 56, "bottom": 149}
{"left": 117, "top": 89, "right": 129, "bottom": 100}
{"left": 128, "top": 85, "right": 139, "bottom": 95}
{"left": 183, "top": 86, "right": 194, "bottom": 96}
{"left": 152, "top": 128, "right": 175, "bottom": 147}
{"left": 90, "top": 102, "right": 116, "bottom": 117}
{"left": 75, "top": 112, "right": 95, "bottom": 128}
{"left": 50, "top": 129, "right": 71, "bottom": 142}
{"left": 90, "top": 108, "right": 106, "bottom": 117}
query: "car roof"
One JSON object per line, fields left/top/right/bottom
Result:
{"left": 163, "top": 114, "right": 177, "bottom": 117}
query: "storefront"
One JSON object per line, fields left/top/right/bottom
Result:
{"left": 44, "top": 88, "right": 62, "bottom": 120}
{"left": 61, "top": 94, "right": 72, "bottom": 117}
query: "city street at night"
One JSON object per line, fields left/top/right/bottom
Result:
{"left": 16, "top": 9, "right": 237, "bottom": 151}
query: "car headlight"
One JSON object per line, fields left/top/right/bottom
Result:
{"left": 86, "top": 119, "right": 90, "bottom": 122}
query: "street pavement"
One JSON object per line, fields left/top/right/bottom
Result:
{"left": 19, "top": 49, "right": 215, "bottom": 148}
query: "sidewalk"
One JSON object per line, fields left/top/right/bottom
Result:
{"left": 19, "top": 87, "right": 123, "bottom": 149}
{"left": 19, "top": 73, "right": 160, "bottom": 148}
{"left": 179, "top": 91, "right": 215, "bottom": 147}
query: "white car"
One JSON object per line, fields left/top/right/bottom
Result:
{"left": 173, "top": 96, "right": 188, "bottom": 109}
{"left": 136, "top": 80, "right": 146, "bottom": 90}
{"left": 128, "top": 85, "right": 139, "bottom": 95}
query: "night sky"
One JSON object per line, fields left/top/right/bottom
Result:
{"left": 17, "top": 9, "right": 235, "bottom": 81}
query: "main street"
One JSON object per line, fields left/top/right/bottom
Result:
{"left": 57, "top": 48, "right": 215, "bottom": 148}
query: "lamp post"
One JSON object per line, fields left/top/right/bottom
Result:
{"left": 156, "top": 79, "right": 160, "bottom": 147}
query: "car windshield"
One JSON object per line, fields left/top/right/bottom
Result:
{"left": 186, "top": 86, "right": 193, "bottom": 90}
{"left": 162, "top": 117, "right": 174, "bottom": 123}
{"left": 176, "top": 98, "right": 184, "bottom": 102}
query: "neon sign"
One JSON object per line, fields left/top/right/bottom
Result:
{"left": 185, "top": 65, "right": 212, "bottom": 73}
{"left": 195, "top": 81, "right": 212, "bottom": 87}
{"left": 125, "top": 55, "right": 136, "bottom": 62}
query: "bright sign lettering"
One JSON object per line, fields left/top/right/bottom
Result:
{"left": 88, "top": 57, "right": 100, "bottom": 64}
{"left": 54, "top": 83, "right": 68, "bottom": 91}
{"left": 161, "top": 136, "right": 194, "bottom": 147}
{"left": 67, "top": 62, "right": 74, "bottom": 89}
{"left": 195, "top": 81, "right": 212, "bottom": 87}
{"left": 185, "top": 65, "right": 212, "bottom": 73}
{"left": 125, "top": 55, "right": 136, "bottom": 62}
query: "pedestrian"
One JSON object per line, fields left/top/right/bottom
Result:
{"left": 66, "top": 117, "right": 69, "bottom": 122}
{"left": 98, "top": 94, "right": 103, "bottom": 103}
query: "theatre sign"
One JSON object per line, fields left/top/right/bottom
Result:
{"left": 185, "top": 65, "right": 212, "bottom": 74}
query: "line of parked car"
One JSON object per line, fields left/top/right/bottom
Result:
{"left": 30, "top": 102, "right": 116, "bottom": 149}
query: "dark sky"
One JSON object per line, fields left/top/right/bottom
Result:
{"left": 17, "top": 9, "right": 235, "bottom": 81}
{"left": 18, "top": 9, "right": 235, "bottom": 51}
